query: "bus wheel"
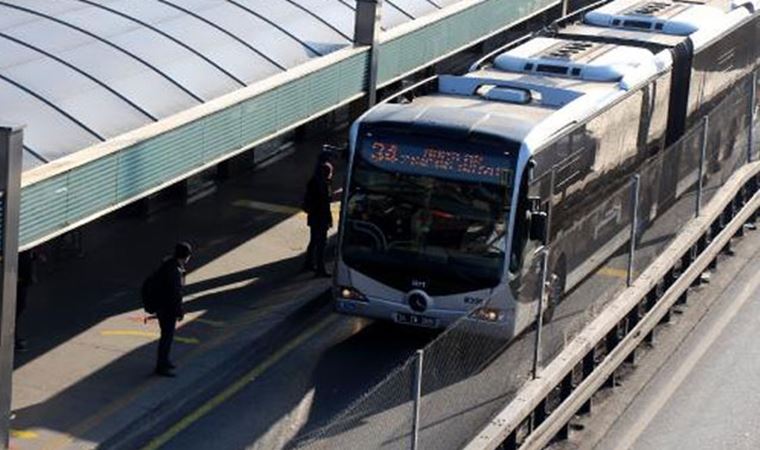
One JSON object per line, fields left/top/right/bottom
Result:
{"left": 543, "top": 266, "right": 565, "bottom": 323}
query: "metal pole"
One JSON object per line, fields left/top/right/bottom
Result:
{"left": 561, "top": 0, "right": 569, "bottom": 16}
{"left": 531, "top": 170, "right": 555, "bottom": 377}
{"left": 697, "top": 116, "right": 709, "bottom": 216}
{"left": 411, "top": 349, "right": 423, "bottom": 450}
{"left": 749, "top": 70, "right": 757, "bottom": 164}
{"left": 0, "top": 125, "right": 23, "bottom": 449}
{"left": 627, "top": 175, "right": 641, "bottom": 287}
{"left": 532, "top": 249, "right": 550, "bottom": 379}
{"left": 354, "top": 0, "right": 383, "bottom": 109}
{"left": 546, "top": 169, "right": 555, "bottom": 248}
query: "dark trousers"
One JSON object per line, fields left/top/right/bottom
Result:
{"left": 305, "top": 225, "right": 328, "bottom": 273}
{"left": 157, "top": 313, "right": 176, "bottom": 370}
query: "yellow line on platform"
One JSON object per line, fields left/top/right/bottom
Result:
{"left": 11, "top": 429, "right": 38, "bottom": 440}
{"left": 232, "top": 199, "right": 340, "bottom": 222}
{"left": 100, "top": 330, "right": 200, "bottom": 345}
{"left": 232, "top": 199, "right": 301, "bottom": 215}
{"left": 141, "top": 314, "right": 338, "bottom": 450}
{"left": 194, "top": 318, "right": 226, "bottom": 327}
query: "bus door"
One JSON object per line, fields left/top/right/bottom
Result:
{"left": 512, "top": 169, "right": 552, "bottom": 310}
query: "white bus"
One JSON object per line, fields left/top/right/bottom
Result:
{"left": 332, "top": 0, "right": 759, "bottom": 335}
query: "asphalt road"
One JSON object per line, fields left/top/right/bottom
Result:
{"left": 593, "top": 234, "right": 760, "bottom": 450}
{"left": 143, "top": 314, "right": 435, "bottom": 450}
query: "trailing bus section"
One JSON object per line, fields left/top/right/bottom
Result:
{"left": 0, "top": 0, "right": 758, "bottom": 449}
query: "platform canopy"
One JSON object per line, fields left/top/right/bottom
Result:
{"left": 0, "top": 0, "right": 461, "bottom": 171}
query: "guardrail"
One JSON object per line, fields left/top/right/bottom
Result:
{"left": 465, "top": 69, "right": 760, "bottom": 450}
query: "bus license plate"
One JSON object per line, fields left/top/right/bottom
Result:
{"left": 396, "top": 313, "right": 437, "bottom": 328}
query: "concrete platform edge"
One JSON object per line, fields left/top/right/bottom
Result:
{"left": 97, "top": 288, "right": 332, "bottom": 450}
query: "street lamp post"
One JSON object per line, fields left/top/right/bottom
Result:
{"left": 354, "top": 0, "right": 384, "bottom": 109}
{"left": 0, "top": 125, "right": 23, "bottom": 449}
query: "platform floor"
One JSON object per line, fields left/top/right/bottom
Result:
{"left": 9, "top": 139, "right": 339, "bottom": 450}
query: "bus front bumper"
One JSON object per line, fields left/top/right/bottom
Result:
{"left": 334, "top": 296, "right": 465, "bottom": 328}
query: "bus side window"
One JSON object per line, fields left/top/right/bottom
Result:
{"left": 554, "top": 130, "right": 592, "bottom": 195}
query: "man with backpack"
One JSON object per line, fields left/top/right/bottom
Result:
{"left": 143, "top": 242, "right": 192, "bottom": 377}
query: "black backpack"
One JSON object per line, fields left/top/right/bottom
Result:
{"left": 141, "top": 266, "right": 163, "bottom": 314}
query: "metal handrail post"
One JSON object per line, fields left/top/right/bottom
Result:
{"left": 627, "top": 175, "right": 641, "bottom": 286}
{"left": 0, "top": 125, "right": 23, "bottom": 449}
{"left": 532, "top": 248, "right": 550, "bottom": 379}
{"left": 749, "top": 70, "right": 757, "bottom": 164}
{"left": 412, "top": 349, "right": 424, "bottom": 450}
{"left": 697, "top": 116, "right": 709, "bottom": 216}
{"left": 531, "top": 170, "right": 554, "bottom": 378}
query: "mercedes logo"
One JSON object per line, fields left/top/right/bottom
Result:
{"left": 408, "top": 292, "right": 428, "bottom": 312}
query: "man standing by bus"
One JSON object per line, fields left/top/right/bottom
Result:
{"left": 302, "top": 161, "right": 334, "bottom": 277}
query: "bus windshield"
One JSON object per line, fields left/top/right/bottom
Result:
{"left": 341, "top": 132, "right": 516, "bottom": 293}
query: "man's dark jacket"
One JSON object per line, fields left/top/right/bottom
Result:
{"left": 155, "top": 259, "right": 184, "bottom": 318}
{"left": 304, "top": 175, "right": 332, "bottom": 229}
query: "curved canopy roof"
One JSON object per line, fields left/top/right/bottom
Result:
{"left": 0, "top": 0, "right": 462, "bottom": 170}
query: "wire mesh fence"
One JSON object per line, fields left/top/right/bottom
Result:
{"left": 754, "top": 68, "right": 760, "bottom": 162}
{"left": 539, "top": 176, "right": 635, "bottom": 366}
{"left": 416, "top": 307, "right": 537, "bottom": 450}
{"left": 293, "top": 358, "right": 416, "bottom": 450}
{"left": 631, "top": 122, "right": 703, "bottom": 282}
{"left": 700, "top": 75, "right": 754, "bottom": 208}
{"left": 291, "top": 69, "right": 760, "bottom": 450}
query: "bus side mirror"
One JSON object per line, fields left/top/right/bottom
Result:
{"left": 529, "top": 211, "right": 548, "bottom": 243}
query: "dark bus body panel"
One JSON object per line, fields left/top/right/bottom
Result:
{"left": 520, "top": 70, "right": 672, "bottom": 291}
{"left": 559, "top": 12, "right": 760, "bottom": 146}
{"left": 687, "top": 13, "right": 760, "bottom": 128}
{"left": 537, "top": 10, "right": 760, "bottom": 293}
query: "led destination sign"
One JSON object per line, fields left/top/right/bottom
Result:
{"left": 363, "top": 138, "right": 512, "bottom": 183}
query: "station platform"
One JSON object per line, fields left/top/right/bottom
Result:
{"left": 8, "top": 141, "right": 339, "bottom": 450}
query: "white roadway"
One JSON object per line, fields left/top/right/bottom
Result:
{"left": 593, "top": 230, "right": 760, "bottom": 450}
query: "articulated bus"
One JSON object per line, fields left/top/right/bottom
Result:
{"left": 332, "top": 0, "right": 760, "bottom": 335}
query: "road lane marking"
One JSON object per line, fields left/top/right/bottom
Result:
{"left": 598, "top": 267, "right": 633, "bottom": 279}
{"left": 100, "top": 330, "right": 200, "bottom": 345}
{"left": 140, "top": 314, "right": 339, "bottom": 450}
{"left": 11, "top": 430, "right": 38, "bottom": 439}
{"left": 611, "top": 272, "right": 760, "bottom": 450}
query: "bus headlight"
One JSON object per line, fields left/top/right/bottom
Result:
{"left": 470, "top": 307, "right": 503, "bottom": 322}
{"left": 337, "top": 286, "right": 368, "bottom": 302}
